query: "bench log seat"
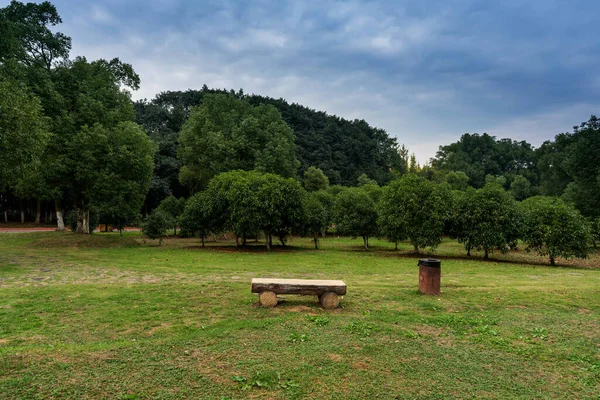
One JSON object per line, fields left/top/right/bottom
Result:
{"left": 251, "top": 278, "right": 347, "bottom": 309}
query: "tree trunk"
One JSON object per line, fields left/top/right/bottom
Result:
{"left": 236, "top": 236, "right": 239, "bottom": 247}
{"left": 75, "top": 205, "right": 90, "bottom": 234}
{"left": 242, "top": 233, "right": 247, "bottom": 246}
{"left": 279, "top": 232, "right": 286, "bottom": 246}
{"left": 467, "top": 246, "right": 471, "bottom": 256}
{"left": 55, "top": 201, "right": 64, "bottom": 231}
{"left": 3, "top": 211, "right": 7, "bottom": 223}
{"left": 35, "top": 199, "right": 41, "bottom": 225}
{"left": 549, "top": 254, "right": 555, "bottom": 266}
{"left": 313, "top": 232, "right": 319, "bottom": 249}
{"left": 201, "top": 236, "right": 205, "bottom": 247}
{"left": 484, "top": 248, "right": 489, "bottom": 259}
{"left": 363, "top": 236, "right": 368, "bottom": 251}
{"left": 20, "top": 199, "right": 24, "bottom": 224}
{"left": 269, "top": 234, "right": 273, "bottom": 248}
{"left": 266, "top": 232, "right": 271, "bottom": 251}
{"left": 413, "top": 244, "right": 419, "bottom": 253}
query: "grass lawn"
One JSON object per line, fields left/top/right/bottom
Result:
{"left": 0, "top": 232, "right": 599, "bottom": 399}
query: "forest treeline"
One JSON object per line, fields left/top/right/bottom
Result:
{"left": 1, "top": 1, "right": 599, "bottom": 257}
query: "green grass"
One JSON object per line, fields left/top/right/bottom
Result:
{"left": 1, "top": 232, "right": 599, "bottom": 399}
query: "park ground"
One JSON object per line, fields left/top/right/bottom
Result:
{"left": 0, "top": 232, "right": 599, "bottom": 399}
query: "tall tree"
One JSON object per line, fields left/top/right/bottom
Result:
{"left": 178, "top": 94, "right": 300, "bottom": 192}
{"left": 454, "top": 183, "right": 521, "bottom": 259}
{"left": 335, "top": 187, "right": 378, "bottom": 250}
{"left": 377, "top": 174, "right": 452, "bottom": 252}
{"left": 0, "top": 78, "right": 49, "bottom": 191}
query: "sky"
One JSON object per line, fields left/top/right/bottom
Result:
{"left": 17, "top": 0, "right": 600, "bottom": 162}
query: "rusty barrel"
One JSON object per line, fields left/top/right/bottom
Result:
{"left": 418, "top": 258, "right": 441, "bottom": 295}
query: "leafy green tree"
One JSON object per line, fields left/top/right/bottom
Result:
{"left": 432, "top": 133, "right": 537, "bottom": 189}
{"left": 510, "top": 175, "right": 531, "bottom": 201}
{"left": 445, "top": 171, "right": 469, "bottom": 191}
{"left": 179, "top": 191, "right": 211, "bottom": 245}
{"left": 92, "top": 122, "right": 156, "bottom": 234}
{"left": 454, "top": 184, "right": 521, "bottom": 258}
{"left": 304, "top": 166, "right": 329, "bottom": 192}
{"left": 178, "top": 94, "right": 300, "bottom": 191}
{"left": 485, "top": 174, "right": 507, "bottom": 187}
{"left": 303, "top": 191, "right": 332, "bottom": 249}
{"left": 42, "top": 57, "right": 142, "bottom": 233}
{"left": 0, "top": 78, "right": 49, "bottom": 190}
{"left": 143, "top": 210, "right": 170, "bottom": 245}
{"left": 377, "top": 174, "right": 453, "bottom": 252}
{"left": 520, "top": 197, "right": 590, "bottom": 265}
{"left": 156, "top": 195, "right": 186, "bottom": 235}
{"left": 0, "top": 0, "right": 71, "bottom": 69}
{"left": 357, "top": 173, "right": 377, "bottom": 187}
{"left": 561, "top": 116, "right": 600, "bottom": 218}
{"left": 335, "top": 187, "right": 378, "bottom": 250}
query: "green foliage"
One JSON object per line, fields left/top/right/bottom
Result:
{"left": 520, "top": 196, "right": 590, "bottom": 265}
{"left": 445, "top": 171, "right": 470, "bottom": 191}
{"left": 357, "top": 173, "right": 377, "bottom": 187}
{"left": 66, "top": 208, "right": 99, "bottom": 234}
{"left": 156, "top": 195, "right": 186, "bottom": 233}
{"left": 0, "top": 78, "right": 50, "bottom": 190}
{"left": 181, "top": 170, "right": 305, "bottom": 249}
{"left": 335, "top": 187, "right": 378, "bottom": 250}
{"left": 0, "top": 0, "right": 71, "bottom": 69}
{"left": 303, "top": 166, "right": 329, "bottom": 192}
{"left": 432, "top": 133, "right": 537, "bottom": 189}
{"left": 510, "top": 175, "right": 531, "bottom": 201}
{"left": 377, "top": 174, "right": 453, "bottom": 252}
{"left": 303, "top": 191, "right": 332, "bottom": 249}
{"left": 178, "top": 94, "right": 300, "bottom": 191}
{"left": 454, "top": 184, "right": 521, "bottom": 258}
{"left": 93, "top": 122, "right": 156, "bottom": 232}
{"left": 142, "top": 210, "right": 170, "bottom": 244}
{"left": 306, "top": 315, "right": 329, "bottom": 326}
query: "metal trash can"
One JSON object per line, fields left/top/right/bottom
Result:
{"left": 418, "top": 258, "right": 441, "bottom": 295}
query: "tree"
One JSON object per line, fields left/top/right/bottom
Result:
{"left": 335, "top": 187, "right": 378, "bottom": 250}
{"left": 303, "top": 166, "right": 329, "bottom": 192}
{"left": 0, "top": 78, "right": 49, "bottom": 190}
{"left": 510, "top": 175, "right": 531, "bottom": 201}
{"left": 92, "top": 122, "right": 156, "bottom": 234}
{"left": 432, "top": 133, "right": 537, "bottom": 189}
{"left": 42, "top": 56, "right": 142, "bottom": 233}
{"left": 303, "top": 191, "right": 332, "bottom": 249}
{"left": 156, "top": 195, "right": 186, "bottom": 235}
{"left": 143, "top": 210, "right": 170, "bottom": 245}
{"left": 179, "top": 191, "right": 211, "bottom": 245}
{"left": 377, "top": 174, "right": 452, "bottom": 252}
{"left": 445, "top": 171, "right": 469, "bottom": 191}
{"left": 0, "top": 0, "right": 71, "bottom": 69}
{"left": 454, "top": 183, "right": 521, "bottom": 259}
{"left": 178, "top": 94, "right": 300, "bottom": 192}
{"left": 561, "top": 116, "right": 600, "bottom": 219}
{"left": 520, "top": 197, "right": 590, "bottom": 265}
{"left": 357, "top": 173, "right": 377, "bottom": 187}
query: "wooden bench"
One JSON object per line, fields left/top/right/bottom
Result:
{"left": 251, "top": 278, "right": 347, "bottom": 309}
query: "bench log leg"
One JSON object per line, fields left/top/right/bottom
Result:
{"left": 259, "top": 291, "right": 278, "bottom": 307}
{"left": 319, "top": 292, "right": 339, "bottom": 309}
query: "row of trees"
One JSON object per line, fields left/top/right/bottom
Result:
{"left": 145, "top": 170, "right": 593, "bottom": 266}
{"left": 431, "top": 117, "right": 600, "bottom": 220}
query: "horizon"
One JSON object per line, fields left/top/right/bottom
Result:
{"left": 5, "top": 0, "right": 600, "bottom": 163}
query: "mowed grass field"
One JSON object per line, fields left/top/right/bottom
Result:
{"left": 0, "top": 232, "right": 599, "bottom": 399}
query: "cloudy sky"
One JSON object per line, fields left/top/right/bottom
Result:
{"left": 28, "top": 0, "right": 600, "bottom": 162}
